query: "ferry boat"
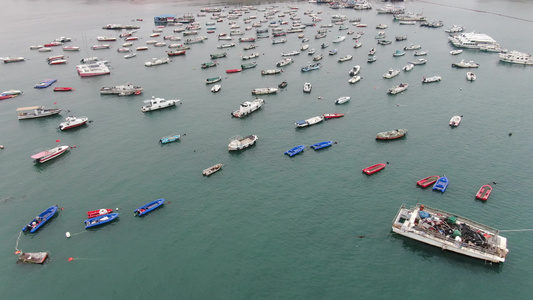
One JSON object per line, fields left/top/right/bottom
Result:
{"left": 59, "top": 116, "right": 89, "bottom": 131}
{"left": 76, "top": 62, "right": 110, "bottom": 77}
{"left": 448, "top": 31, "right": 499, "bottom": 49}
{"left": 141, "top": 96, "right": 180, "bottom": 112}
{"left": 231, "top": 98, "right": 264, "bottom": 118}
{"left": 31, "top": 146, "right": 69, "bottom": 163}
{"left": 17, "top": 106, "right": 61, "bottom": 119}
{"left": 228, "top": 135, "right": 258, "bottom": 151}
{"left": 499, "top": 51, "right": 533, "bottom": 65}
{"left": 392, "top": 203, "right": 509, "bottom": 263}
{"left": 100, "top": 83, "right": 143, "bottom": 96}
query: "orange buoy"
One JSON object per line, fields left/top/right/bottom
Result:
{"left": 15, "top": 250, "right": 21, "bottom": 254}
{"left": 68, "top": 257, "right": 74, "bottom": 261}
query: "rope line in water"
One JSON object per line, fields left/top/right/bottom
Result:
{"left": 15, "top": 231, "right": 22, "bottom": 252}
{"left": 499, "top": 229, "right": 533, "bottom": 232}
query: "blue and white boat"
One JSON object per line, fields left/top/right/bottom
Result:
{"left": 311, "top": 141, "right": 333, "bottom": 150}
{"left": 134, "top": 198, "right": 165, "bottom": 216}
{"left": 84, "top": 213, "right": 119, "bottom": 229}
{"left": 301, "top": 63, "right": 321, "bottom": 72}
{"left": 432, "top": 176, "right": 449, "bottom": 193}
{"left": 393, "top": 50, "right": 406, "bottom": 57}
{"left": 160, "top": 134, "right": 180, "bottom": 144}
{"left": 285, "top": 145, "right": 305, "bottom": 157}
{"left": 34, "top": 79, "right": 57, "bottom": 89}
{"left": 22, "top": 205, "right": 58, "bottom": 233}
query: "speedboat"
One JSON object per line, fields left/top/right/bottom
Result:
{"left": 449, "top": 115, "right": 462, "bottom": 127}
{"left": 383, "top": 69, "right": 400, "bottom": 79}
{"left": 31, "top": 145, "right": 69, "bottom": 163}
{"left": 349, "top": 65, "right": 360, "bottom": 76}
{"left": 349, "top": 75, "right": 362, "bottom": 84}
{"left": 303, "top": 82, "right": 312, "bottom": 93}
{"left": 295, "top": 116, "right": 324, "bottom": 128}
{"left": 335, "top": 96, "right": 350, "bottom": 104}
{"left": 84, "top": 213, "right": 119, "bottom": 229}
{"left": 432, "top": 176, "right": 449, "bottom": 193}
{"left": 404, "top": 44, "right": 422, "bottom": 50}
{"left": 393, "top": 50, "right": 406, "bottom": 57}
{"left": 363, "top": 163, "right": 386, "bottom": 175}
{"left": 450, "top": 49, "right": 463, "bottom": 55}
{"left": 323, "top": 113, "right": 344, "bottom": 119}
{"left": 134, "top": 199, "right": 165, "bottom": 216}
{"left": 388, "top": 83, "right": 409, "bottom": 94}
{"left": 22, "top": 205, "right": 58, "bottom": 233}
{"left": 285, "top": 145, "right": 305, "bottom": 157}
{"left": 59, "top": 116, "right": 89, "bottom": 131}
{"left": 141, "top": 96, "right": 180, "bottom": 112}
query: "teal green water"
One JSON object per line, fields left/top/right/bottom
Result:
{"left": 1, "top": 0, "right": 533, "bottom": 298}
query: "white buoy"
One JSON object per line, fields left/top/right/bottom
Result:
{"left": 66, "top": 232, "right": 71, "bottom": 238}
{"left": 116, "top": 207, "right": 119, "bottom": 211}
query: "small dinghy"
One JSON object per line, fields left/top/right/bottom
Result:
{"left": 417, "top": 176, "right": 440, "bottom": 188}
{"left": 476, "top": 184, "right": 493, "bottom": 201}
{"left": 203, "top": 163, "right": 224, "bottom": 176}
{"left": 363, "top": 163, "right": 386, "bottom": 175}
{"left": 159, "top": 134, "right": 180, "bottom": 144}
{"left": 134, "top": 198, "right": 165, "bottom": 216}
{"left": 285, "top": 145, "right": 305, "bottom": 157}
{"left": 432, "top": 176, "right": 449, "bottom": 193}
{"left": 87, "top": 208, "right": 113, "bottom": 219}
{"left": 22, "top": 205, "right": 58, "bottom": 233}
{"left": 310, "top": 141, "right": 333, "bottom": 150}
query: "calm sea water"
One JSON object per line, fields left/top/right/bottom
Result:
{"left": 1, "top": 0, "right": 533, "bottom": 298}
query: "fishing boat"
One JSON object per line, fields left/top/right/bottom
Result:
{"left": 231, "top": 98, "right": 264, "bottom": 118}
{"left": 388, "top": 83, "right": 409, "bottom": 95}
{"left": 281, "top": 50, "right": 300, "bottom": 57}
{"left": 167, "top": 50, "right": 186, "bottom": 56}
{"left": 252, "top": 88, "right": 277, "bottom": 95}
{"left": 210, "top": 52, "right": 227, "bottom": 59}
{"left": 203, "top": 163, "right": 224, "bottom": 176}
{"left": 59, "top": 116, "right": 89, "bottom": 131}
{"left": 278, "top": 81, "right": 288, "bottom": 89}
{"left": 449, "top": 115, "right": 462, "bottom": 127}
{"left": 383, "top": 69, "right": 400, "bottom": 79}
{"left": 392, "top": 203, "right": 509, "bottom": 263}
{"left": 301, "top": 63, "right": 321, "bottom": 72}
{"left": 466, "top": 72, "right": 476, "bottom": 81}
{"left": 422, "top": 76, "right": 442, "bottom": 83}
{"left": 311, "top": 141, "right": 333, "bottom": 150}
{"left": 367, "top": 55, "right": 377, "bottom": 63}
{"left": 376, "top": 129, "right": 407, "bottom": 140}
{"left": 276, "top": 58, "right": 294, "bottom": 67}
{"left": 34, "top": 79, "right": 57, "bottom": 89}
{"left": 335, "top": 96, "right": 350, "bottom": 104}
{"left": 323, "top": 113, "right": 344, "bottom": 119}
{"left": 134, "top": 199, "right": 165, "bottom": 216}
{"left": 402, "top": 63, "right": 414, "bottom": 72}
{"left": 159, "top": 134, "right": 180, "bottom": 144}
{"left": 100, "top": 83, "right": 143, "bottom": 96}
{"left": 433, "top": 176, "right": 449, "bottom": 192}
{"left": 362, "top": 163, "right": 386, "bottom": 175}
{"left": 18, "top": 252, "right": 49, "bottom": 264}
{"left": 31, "top": 145, "right": 69, "bottom": 163}
{"left": 417, "top": 176, "right": 440, "bottom": 188}
{"left": 211, "top": 84, "right": 221, "bottom": 93}
{"left": 338, "top": 55, "right": 353, "bottom": 62}
{"left": 241, "top": 62, "right": 257, "bottom": 69}
{"left": 84, "top": 213, "right": 119, "bottom": 229}
{"left": 17, "top": 106, "right": 62, "bottom": 119}
{"left": 329, "top": 49, "right": 338, "bottom": 55}
{"left": 476, "top": 185, "right": 493, "bottom": 201}
{"left": 295, "top": 115, "right": 324, "bottom": 128}
{"left": 285, "top": 145, "right": 305, "bottom": 157}
{"left": 228, "top": 135, "right": 258, "bottom": 151}
{"left": 261, "top": 69, "right": 281, "bottom": 75}
{"left": 145, "top": 57, "right": 170, "bottom": 67}
{"left": 201, "top": 61, "right": 218, "bottom": 69}
{"left": 313, "top": 54, "right": 324, "bottom": 61}
{"left": 205, "top": 76, "right": 222, "bottom": 84}
{"left": 393, "top": 50, "right": 406, "bottom": 57}
{"left": 452, "top": 60, "right": 479, "bottom": 68}
{"left": 141, "top": 97, "right": 180, "bottom": 112}
{"left": 53, "top": 87, "right": 74, "bottom": 92}
{"left": 22, "top": 205, "right": 58, "bottom": 233}
{"left": 87, "top": 208, "right": 113, "bottom": 219}
{"left": 303, "top": 82, "right": 312, "bottom": 93}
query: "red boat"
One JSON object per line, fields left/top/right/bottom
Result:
{"left": 125, "top": 36, "right": 139, "bottom": 41}
{"left": 323, "top": 113, "right": 345, "bottom": 119}
{"left": 417, "top": 175, "right": 440, "bottom": 188}
{"left": 226, "top": 69, "right": 242, "bottom": 73}
{"left": 167, "top": 50, "right": 186, "bottom": 56}
{"left": 48, "top": 59, "right": 68, "bottom": 65}
{"left": 363, "top": 163, "right": 386, "bottom": 175}
{"left": 87, "top": 208, "right": 113, "bottom": 219}
{"left": 475, "top": 184, "right": 493, "bottom": 201}
{"left": 44, "top": 42, "right": 62, "bottom": 47}
{"left": 0, "top": 95, "right": 15, "bottom": 100}
{"left": 53, "top": 87, "right": 75, "bottom": 92}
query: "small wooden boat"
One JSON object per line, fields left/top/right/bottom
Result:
{"left": 84, "top": 213, "right": 119, "bottom": 229}
{"left": 22, "top": 205, "right": 58, "bottom": 233}
{"left": 323, "top": 113, "right": 344, "bottom": 119}
{"left": 285, "top": 145, "right": 305, "bottom": 157}
{"left": 18, "top": 252, "right": 49, "bottom": 264}
{"left": 87, "top": 208, "right": 113, "bottom": 219}
{"left": 311, "top": 141, "right": 333, "bottom": 150}
{"left": 417, "top": 176, "right": 440, "bottom": 188}
{"left": 449, "top": 115, "right": 461, "bottom": 127}
{"left": 134, "top": 198, "right": 165, "bottom": 216}
{"left": 160, "top": 134, "right": 180, "bottom": 144}
{"left": 432, "top": 176, "right": 449, "bottom": 193}
{"left": 53, "top": 87, "right": 74, "bottom": 92}
{"left": 476, "top": 185, "right": 493, "bottom": 201}
{"left": 363, "top": 163, "right": 386, "bottom": 175}
{"left": 203, "top": 163, "right": 224, "bottom": 176}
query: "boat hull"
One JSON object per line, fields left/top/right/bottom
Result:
{"left": 84, "top": 213, "right": 119, "bottom": 229}
{"left": 363, "top": 163, "right": 386, "bottom": 175}
{"left": 134, "top": 199, "right": 165, "bottom": 216}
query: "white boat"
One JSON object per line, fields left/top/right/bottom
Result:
{"left": 368, "top": 48, "right": 376, "bottom": 55}
{"left": 335, "top": 96, "right": 350, "bottom": 104}
{"left": 349, "top": 65, "right": 360, "bottom": 76}
{"left": 30, "top": 45, "right": 43, "bottom": 50}
{"left": 124, "top": 53, "right": 136, "bottom": 59}
{"left": 31, "top": 145, "right": 69, "bottom": 163}
{"left": 450, "top": 115, "right": 462, "bottom": 126}
{"left": 97, "top": 36, "right": 116, "bottom": 41}
{"left": 414, "top": 50, "right": 428, "bottom": 56}
{"left": 281, "top": 50, "right": 300, "bottom": 56}
{"left": 17, "top": 106, "right": 62, "bottom": 120}
{"left": 376, "top": 24, "right": 388, "bottom": 29}
{"left": 141, "top": 96, "right": 180, "bottom": 112}
{"left": 2, "top": 56, "right": 25, "bottom": 63}
{"left": 466, "top": 72, "right": 477, "bottom": 81}
{"left": 276, "top": 58, "right": 293, "bottom": 67}
{"left": 422, "top": 75, "right": 441, "bottom": 83}
{"left": 353, "top": 42, "right": 362, "bottom": 48}
{"left": 76, "top": 62, "right": 110, "bottom": 77}
{"left": 144, "top": 57, "right": 170, "bottom": 67}
{"left": 450, "top": 49, "right": 463, "bottom": 55}
{"left": 211, "top": 84, "right": 221, "bottom": 93}
{"left": 452, "top": 59, "right": 479, "bottom": 68}
{"left": 399, "top": 21, "right": 416, "bottom": 25}
{"left": 392, "top": 203, "right": 509, "bottom": 263}
{"left": 499, "top": 51, "right": 533, "bottom": 65}
{"left": 448, "top": 31, "right": 499, "bottom": 49}
{"left": 313, "top": 54, "right": 324, "bottom": 61}
{"left": 303, "top": 82, "right": 312, "bottom": 93}
{"left": 100, "top": 83, "right": 143, "bottom": 96}
{"left": 301, "top": 44, "right": 309, "bottom": 51}
{"left": 332, "top": 36, "right": 346, "bottom": 43}
{"left": 217, "top": 43, "right": 236, "bottom": 48}
{"left": 295, "top": 115, "right": 324, "bottom": 128}
{"left": 388, "top": 83, "right": 409, "bottom": 95}
{"left": 38, "top": 48, "right": 52, "bottom": 52}
{"left": 203, "top": 163, "right": 224, "bottom": 176}
{"left": 252, "top": 87, "right": 278, "bottom": 95}
{"left": 231, "top": 98, "right": 264, "bottom": 117}
{"left": 404, "top": 44, "right": 422, "bottom": 50}
{"left": 383, "top": 69, "right": 400, "bottom": 79}
{"left": 59, "top": 116, "right": 89, "bottom": 131}
{"left": 242, "top": 52, "right": 260, "bottom": 60}
{"left": 479, "top": 44, "right": 507, "bottom": 53}
{"left": 445, "top": 25, "right": 464, "bottom": 33}
{"left": 348, "top": 75, "right": 362, "bottom": 84}
{"left": 375, "top": 31, "right": 386, "bottom": 39}
{"left": 62, "top": 46, "right": 80, "bottom": 51}
{"left": 338, "top": 55, "right": 353, "bottom": 62}
{"left": 307, "top": 49, "right": 316, "bottom": 55}
{"left": 228, "top": 135, "right": 258, "bottom": 151}
{"left": 91, "top": 44, "right": 111, "bottom": 50}
{"left": 411, "top": 58, "right": 427, "bottom": 65}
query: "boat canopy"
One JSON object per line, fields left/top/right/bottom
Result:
{"left": 17, "top": 106, "right": 41, "bottom": 111}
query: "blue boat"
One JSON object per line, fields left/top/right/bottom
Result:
{"left": 301, "top": 63, "right": 321, "bottom": 72}
{"left": 159, "top": 134, "right": 180, "bottom": 144}
{"left": 285, "top": 145, "right": 305, "bottom": 157}
{"left": 22, "top": 205, "right": 58, "bottom": 233}
{"left": 432, "top": 176, "right": 449, "bottom": 193}
{"left": 34, "top": 79, "right": 57, "bottom": 89}
{"left": 84, "top": 213, "right": 119, "bottom": 229}
{"left": 311, "top": 141, "right": 333, "bottom": 150}
{"left": 134, "top": 198, "right": 165, "bottom": 216}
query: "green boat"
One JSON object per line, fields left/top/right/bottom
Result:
{"left": 241, "top": 62, "right": 257, "bottom": 69}
{"left": 205, "top": 76, "right": 222, "bottom": 84}
{"left": 210, "top": 52, "right": 227, "bottom": 59}
{"left": 201, "top": 61, "right": 218, "bottom": 69}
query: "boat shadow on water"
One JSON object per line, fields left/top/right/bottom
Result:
{"left": 389, "top": 234, "right": 504, "bottom": 271}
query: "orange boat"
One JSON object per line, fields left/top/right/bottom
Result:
{"left": 362, "top": 163, "right": 386, "bottom": 175}
{"left": 475, "top": 185, "right": 493, "bottom": 201}
{"left": 417, "top": 175, "right": 440, "bottom": 188}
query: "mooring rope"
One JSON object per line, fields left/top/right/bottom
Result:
{"left": 499, "top": 229, "right": 533, "bottom": 232}
{"left": 15, "top": 231, "right": 22, "bottom": 252}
